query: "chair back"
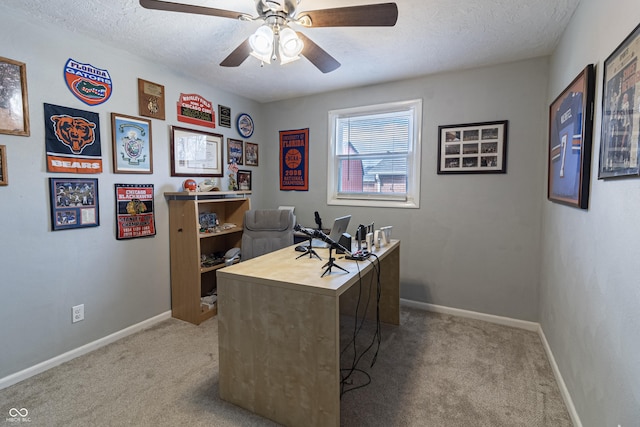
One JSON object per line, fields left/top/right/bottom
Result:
{"left": 241, "top": 209, "right": 295, "bottom": 260}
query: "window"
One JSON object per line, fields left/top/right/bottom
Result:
{"left": 327, "top": 99, "right": 422, "bottom": 208}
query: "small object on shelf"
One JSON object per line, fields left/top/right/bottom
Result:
{"left": 183, "top": 179, "right": 197, "bottom": 191}
{"left": 197, "top": 178, "right": 220, "bottom": 192}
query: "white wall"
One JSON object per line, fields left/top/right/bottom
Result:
{"left": 261, "top": 58, "right": 549, "bottom": 322}
{"left": 0, "top": 6, "right": 263, "bottom": 379}
{"left": 542, "top": 0, "right": 640, "bottom": 425}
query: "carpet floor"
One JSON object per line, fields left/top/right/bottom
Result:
{"left": 0, "top": 306, "right": 572, "bottom": 426}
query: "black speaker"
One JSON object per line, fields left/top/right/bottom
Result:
{"left": 337, "top": 233, "right": 352, "bottom": 254}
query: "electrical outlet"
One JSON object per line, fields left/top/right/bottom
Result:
{"left": 72, "top": 304, "right": 84, "bottom": 323}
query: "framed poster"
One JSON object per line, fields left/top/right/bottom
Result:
{"left": 114, "top": 184, "right": 156, "bottom": 240}
{"left": 245, "top": 141, "right": 259, "bottom": 166}
{"left": 111, "top": 113, "right": 153, "bottom": 174}
{"left": 227, "top": 138, "right": 243, "bottom": 165}
{"left": 280, "top": 128, "right": 309, "bottom": 191}
{"left": 237, "top": 170, "right": 252, "bottom": 190}
{"left": 548, "top": 65, "right": 596, "bottom": 209}
{"left": 49, "top": 178, "right": 99, "bottom": 231}
{"left": 0, "top": 56, "right": 30, "bottom": 136}
{"left": 0, "top": 145, "right": 7, "bottom": 185}
{"left": 137, "top": 78, "right": 165, "bottom": 120}
{"left": 438, "top": 121, "right": 508, "bottom": 174}
{"left": 170, "top": 126, "right": 223, "bottom": 177}
{"left": 598, "top": 22, "right": 640, "bottom": 179}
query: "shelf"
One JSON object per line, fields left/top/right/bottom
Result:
{"left": 200, "top": 263, "right": 228, "bottom": 274}
{"left": 164, "top": 190, "right": 251, "bottom": 200}
{"left": 198, "top": 227, "right": 242, "bottom": 239}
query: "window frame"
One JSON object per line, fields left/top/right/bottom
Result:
{"left": 327, "top": 99, "right": 422, "bottom": 209}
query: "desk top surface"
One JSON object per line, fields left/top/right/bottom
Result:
{"left": 217, "top": 240, "right": 399, "bottom": 296}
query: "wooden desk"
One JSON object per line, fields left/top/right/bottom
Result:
{"left": 217, "top": 240, "right": 400, "bottom": 427}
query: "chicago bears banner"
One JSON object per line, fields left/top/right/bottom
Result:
{"left": 44, "top": 103, "right": 103, "bottom": 173}
{"left": 114, "top": 183, "right": 156, "bottom": 240}
{"left": 280, "top": 128, "right": 309, "bottom": 191}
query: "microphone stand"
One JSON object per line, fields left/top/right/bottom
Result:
{"left": 296, "top": 236, "right": 321, "bottom": 260}
{"left": 321, "top": 246, "right": 348, "bottom": 277}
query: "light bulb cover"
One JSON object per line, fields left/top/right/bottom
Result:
{"left": 249, "top": 25, "right": 274, "bottom": 56}
{"left": 279, "top": 27, "right": 304, "bottom": 58}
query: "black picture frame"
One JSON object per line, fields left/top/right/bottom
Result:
{"left": 548, "top": 64, "right": 596, "bottom": 209}
{"left": 49, "top": 178, "right": 99, "bottom": 231}
{"left": 237, "top": 170, "right": 252, "bottom": 191}
{"left": 437, "top": 121, "right": 508, "bottom": 174}
{"left": 598, "top": 22, "right": 640, "bottom": 179}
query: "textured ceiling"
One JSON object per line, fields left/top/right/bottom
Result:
{"left": 3, "top": 0, "right": 580, "bottom": 103}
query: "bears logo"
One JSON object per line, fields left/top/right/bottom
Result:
{"left": 51, "top": 115, "right": 96, "bottom": 154}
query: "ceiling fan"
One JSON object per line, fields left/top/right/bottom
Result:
{"left": 139, "top": 0, "right": 398, "bottom": 73}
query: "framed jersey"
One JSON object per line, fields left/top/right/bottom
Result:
{"left": 547, "top": 64, "right": 595, "bottom": 209}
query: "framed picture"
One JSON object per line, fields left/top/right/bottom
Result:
{"left": 170, "top": 126, "right": 223, "bottom": 177}
{"left": 227, "top": 138, "right": 243, "bottom": 165}
{"left": 0, "top": 145, "right": 7, "bottom": 185}
{"left": 111, "top": 113, "right": 153, "bottom": 174}
{"left": 49, "top": 178, "right": 99, "bottom": 231}
{"left": 0, "top": 56, "right": 30, "bottom": 136}
{"left": 115, "top": 184, "right": 156, "bottom": 240}
{"left": 548, "top": 65, "right": 596, "bottom": 209}
{"left": 237, "top": 170, "right": 252, "bottom": 191}
{"left": 437, "top": 121, "right": 508, "bottom": 174}
{"left": 137, "top": 78, "right": 165, "bottom": 120}
{"left": 598, "top": 22, "right": 640, "bottom": 179}
{"left": 245, "top": 142, "right": 259, "bottom": 166}
{"left": 219, "top": 105, "right": 231, "bottom": 128}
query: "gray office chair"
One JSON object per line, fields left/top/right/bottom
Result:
{"left": 241, "top": 209, "right": 295, "bottom": 260}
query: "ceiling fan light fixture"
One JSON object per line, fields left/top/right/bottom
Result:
{"left": 249, "top": 25, "right": 274, "bottom": 56}
{"left": 279, "top": 27, "right": 303, "bottom": 58}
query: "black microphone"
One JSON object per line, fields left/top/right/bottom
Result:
{"left": 314, "top": 211, "right": 323, "bottom": 230}
{"left": 294, "top": 225, "right": 351, "bottom": 255}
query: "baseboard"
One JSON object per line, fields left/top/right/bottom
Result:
{"left": 537, "top": 325, "right": 583, "bottom": 427}
{"left": 400, "top": 298, "right": 539, "bottom": 331}
{"left": 400, "top": 298, "right": 582, "bottom": 426}
{"left": 0, "top": 311, "right": 172, "bottom": 390}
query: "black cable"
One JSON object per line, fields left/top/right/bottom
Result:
{"left": 339, "top": 253, "right": 383, "bottom": 397}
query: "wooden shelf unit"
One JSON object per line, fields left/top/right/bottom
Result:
{"left": 166, "top": 192, "right": 251, "bottom": 325}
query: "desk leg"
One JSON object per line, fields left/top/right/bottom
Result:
{"left": 218, "top": 278, "right": 341, "bottom": 427}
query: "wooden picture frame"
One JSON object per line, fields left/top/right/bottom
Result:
{"left": 0, "top": 56, "right": 30, "bottom": 136}
{"left": 0, "top": 145, "right": 7, "bottom": 185}
{"left": 437, "top": 121, "right": 508, "bottom": 174}
{"left": 137, "top": 78, "right": 165, "bottom": 120}
{"left": 111, "top": 113, "right": 153, "bottom": 174}
{"left": 245, "top": 142, "right": 259, "bottom": 166}
{"left": 49, "top": 177, "right": 99, "bottom": 231}
{"left": 548, "top": 65, "right": 595, "bottom": 209}
{"left": 170, "top": 126, "right": 223, "bottom": 177}
{"left": 598, "top": 22, "right": 640, "bottom": 179}
{"left": 227, "top": 138, "right": 243, "bottom": 165}
{"left": 237, "top": 170, "right": 252, "bottom": 191}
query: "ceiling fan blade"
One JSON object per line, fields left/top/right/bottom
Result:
{"left": 139, "top": 0, "right": 245, "bottom": 20}
{"left": 297, "top": 33, "right": 340, "bottom": 73}
{"left": 220, "top": 39, "right": 252, "bottom": 67}
{"left": 298, "top": 3, "right": 398, "bottom": 27}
